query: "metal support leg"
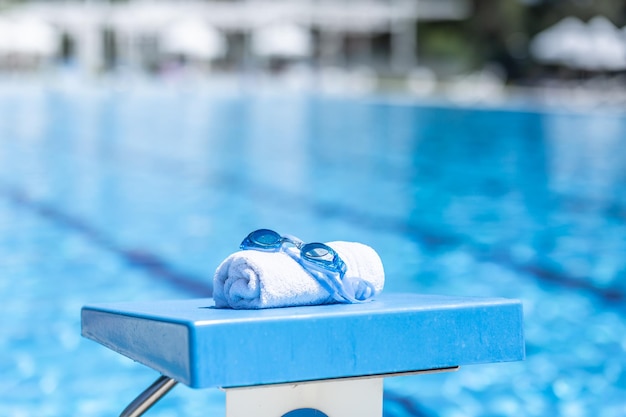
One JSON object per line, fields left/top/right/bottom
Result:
{"left": 119, "top": 375, "right": 178, "bottom": 417}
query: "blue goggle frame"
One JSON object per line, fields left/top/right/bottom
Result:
{"left": 240, "top": 229, "right": 372, "bottom": 303}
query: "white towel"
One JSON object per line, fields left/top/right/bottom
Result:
{"left": 213, "top": 241, "right": 385, "bottom": 309}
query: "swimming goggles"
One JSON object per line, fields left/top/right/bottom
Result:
{"left": 240, "top": 229, "right": 374, "bottom": 303}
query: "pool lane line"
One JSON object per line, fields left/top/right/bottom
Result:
{"left": 479, "top": 248, "right": 625, "bottom": 303}
{"left": 7, "top": 140, "right": 624, "bottom": 305}
{"left": 212, "top": 173, "right": 626, "bottom": 305}
{"left": 0, "top": 183, "right": 212, "bottom": 297}
{"left": 311, "top": 198, "right": 626, "bottom": 304}
{"left": 1, "top": 182, "right": 440, "bottom": 417}
{"left": 0, "top": 182, "right": 441, "bottom": 417}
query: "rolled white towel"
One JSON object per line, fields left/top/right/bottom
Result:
{"left": 213, "top": 241, "right": 385, "bottom": 309}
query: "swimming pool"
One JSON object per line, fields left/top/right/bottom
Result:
{"left": 1, "top": 81, "right": 625, "bottom": 417}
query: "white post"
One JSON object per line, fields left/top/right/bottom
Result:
{"left": 390, "top": 0, "right": 417, "bottom": 73}
{"left": 225, "top": 377, "right": 383, "bottom": 417}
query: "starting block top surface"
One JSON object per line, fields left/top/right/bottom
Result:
{"left": 81, "top": 293, "right": 524, "bottom": 388}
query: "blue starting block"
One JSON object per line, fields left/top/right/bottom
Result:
{"left": 81, "top": 293, "right": 525, "bottom": 417}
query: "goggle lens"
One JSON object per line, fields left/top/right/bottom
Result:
{"left": 302, "top": 243, "right": 334, "bottom": 262}
{"left": 249, "top": 229, "right": 282, "bottom": 247}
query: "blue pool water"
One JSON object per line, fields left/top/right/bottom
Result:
{"left": 1, "top": 82, "right": 625, "bottom": 416}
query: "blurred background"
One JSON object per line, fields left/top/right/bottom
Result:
{"left": 1, "top": 1, "right": 626, "bottom": 417}
{"left": 0, "top": 0, "right": 626, "bottom": 99}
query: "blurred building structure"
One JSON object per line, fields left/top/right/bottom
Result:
{"left": 0, "top": 0, "right": 471, "bottom": 77}
{"left": 2, "top": 0, "right": 626, "bottom": 100}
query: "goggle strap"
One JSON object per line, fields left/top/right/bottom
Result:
{"left": 307, "top": 268, "right": 371, "bottom": 303}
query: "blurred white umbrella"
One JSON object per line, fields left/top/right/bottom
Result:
{"left": 0, "top": 16, "right": 60, "bottom": 56}
{"left": 530, "top": 16, "right": 589, "bottom": 67}
{"left": 0, "top": 17, "right": 14, "bottom": 54}
{"left": 530, "top": 15, "right": 626, "bottom": 71}
{"left": 585, "top": 16, "right": 626, "bottom": 71}
{"left": 251, "top": 23, "right": 312, "bottom": 58}
{"left": 159, "top": 18, "right": 227, "bottom": 60}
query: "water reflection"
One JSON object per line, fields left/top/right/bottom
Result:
{"left": 0, "top": 86, "right": 625, "bottom": 416}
